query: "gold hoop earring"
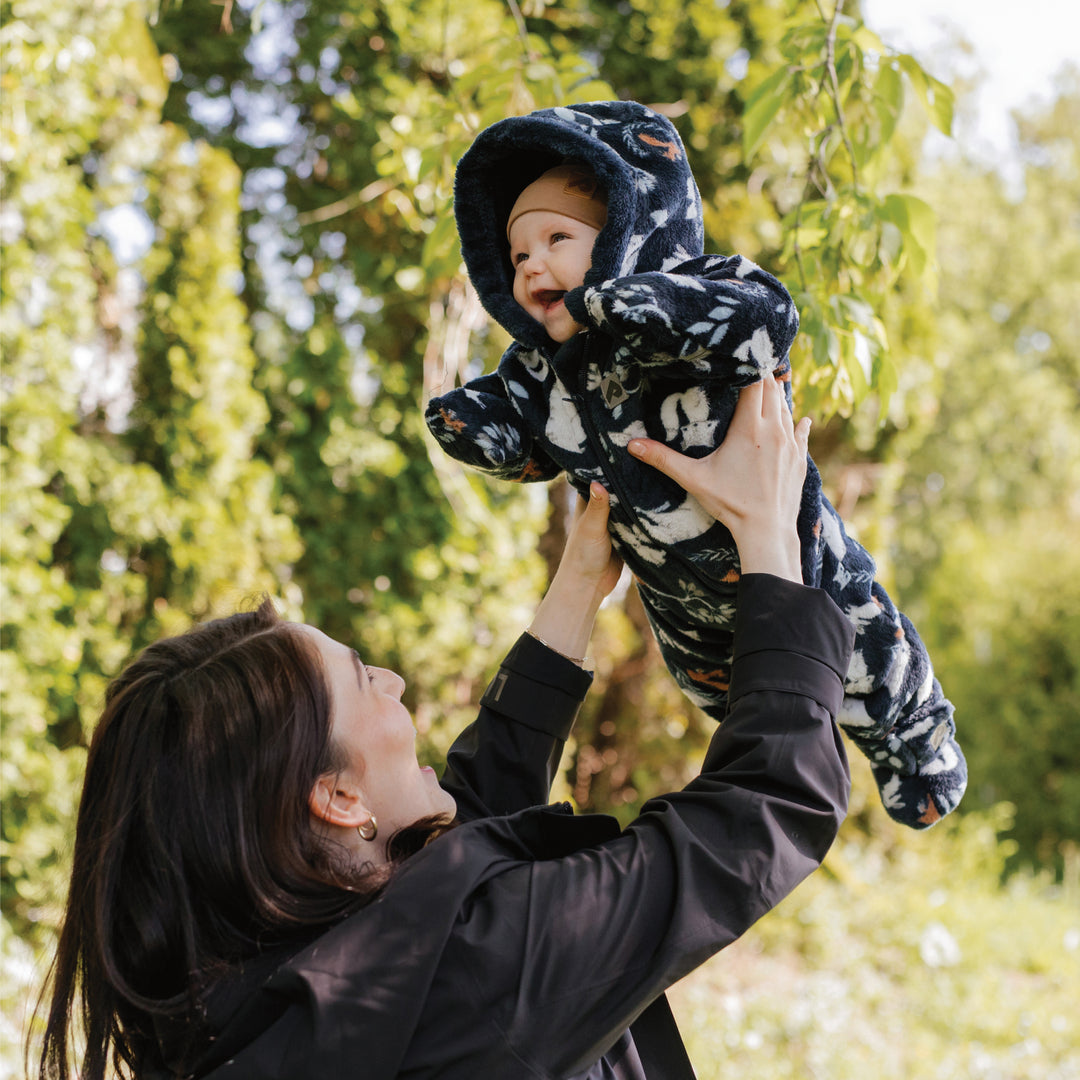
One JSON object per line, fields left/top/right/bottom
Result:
{"left": 357, "top": 816, "right": 378, "bottom": 842}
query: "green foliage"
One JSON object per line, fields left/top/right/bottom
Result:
{"left": 671, "top": 778, "right": 1080, "bottom": 1078}
{"left": 910, "top": 517, "right": 1080, "bottom": 871}
{"left": 876, "top": 73, "right": 1080, "bottom": 874}
{"left": 2, "top": 0, "right": 161, "bottom": 953}
{"left": 149, "top": 0, "right": 583, "bottom": 739}
{"left": 1, "top": 0, "right": 299, "bottom": 960}
{"left": 738, "top": 8, "right": 955, "bottom": 419}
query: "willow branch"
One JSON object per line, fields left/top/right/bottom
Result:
{"left": 820, "top": 0, "right": 859, "bottom": 188}
{"left": 295, "top": 180, "right": 393, "bottom": 226}
{"left": 505, "top": 0, "right": 537, "bottom": 61}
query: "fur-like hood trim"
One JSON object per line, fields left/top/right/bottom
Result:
{"left": 454, "top": 100, "right": 704, "bottom": 349}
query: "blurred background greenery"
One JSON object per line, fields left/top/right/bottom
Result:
{"left": 2, "top": 0, "right": 1077, "bottom": 1075}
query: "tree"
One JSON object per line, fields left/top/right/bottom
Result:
{"left": 1, "top": 0, "right": 299, "bottom": 964}
{"left": 878, "top": 70, "right": 1080, "bottom": 872}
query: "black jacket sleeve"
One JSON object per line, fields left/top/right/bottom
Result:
{"left": 440, "top": 632, "right": 593, "bottom": 821}
{"left": 447, "top": 575, "right": 854, "bottom": 1077}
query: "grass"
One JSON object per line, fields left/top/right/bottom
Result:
{"left": 670, "top": 761, "right": 1080, "bottom": 1080}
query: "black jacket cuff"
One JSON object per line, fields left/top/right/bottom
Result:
{"left": 478, "top": 633, "right": 594, "bottom": 741}
{"left": 728, "top": 574, "right": 855, "bottom": 718}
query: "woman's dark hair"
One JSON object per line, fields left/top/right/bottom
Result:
{"left": 36, "top": 598, "right": 450, "bottom": 1080}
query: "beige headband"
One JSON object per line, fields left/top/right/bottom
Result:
{"left": 506, "top": 165, "right": 608, "bottom": 239}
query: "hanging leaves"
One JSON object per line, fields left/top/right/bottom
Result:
{"left": 740, "top": 1, "right": 954, "bottom": 417}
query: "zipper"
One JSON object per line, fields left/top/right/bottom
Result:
{"left": 574, "top": 336, "right": 735, "bottom": 596}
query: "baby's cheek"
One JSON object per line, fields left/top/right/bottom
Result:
{"left": 511, "top": 272, "right": 529, "bottom": 309}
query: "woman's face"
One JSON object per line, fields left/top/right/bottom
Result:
{"left": 296, "top": 625, "right": 456, "bottom": 844}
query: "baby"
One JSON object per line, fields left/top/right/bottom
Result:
{"left": 505, "top": 164, "right": 606, "bottom": 347}
{"left": 426, "top": 100, "right": 966, "bottom": 828}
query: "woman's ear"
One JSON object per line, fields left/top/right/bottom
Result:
{"left": 308, "top": 775, "right": 368, "bottom": 829}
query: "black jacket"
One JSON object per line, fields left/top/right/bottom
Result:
{"left": 169, "top": 576, "right": 852, "bottom": 1079}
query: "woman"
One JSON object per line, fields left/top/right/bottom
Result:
{"left": 38, "top": 377, "right": 853, "bottom": 1079}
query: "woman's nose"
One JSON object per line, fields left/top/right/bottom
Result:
{"left": 387, "top": 669, "right": 406, "bottom": 698}
{"left": 369, "top": 666, "right": 406, "bottom": 698}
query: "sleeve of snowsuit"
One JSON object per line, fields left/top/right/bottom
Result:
{"left": 425, "top": 368, "right": 564, "bottom": 482}
{"left": 446, "top": 575, "right": 853, "bottom": 1077}
{"left": 565, "top": 253, "right": 799, "bottom": 375}
{"left": 816, "top": 496, "right": 967, "bottom": 826}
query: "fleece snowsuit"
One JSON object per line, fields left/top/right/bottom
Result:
{"left": 425, "top": 100, "right": 966, "bottom": 828}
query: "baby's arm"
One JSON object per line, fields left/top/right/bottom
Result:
{"left": 817, "top": 497, "right": 967, "bottom": 828}
{"left": 426, "top": 371, "right": 562, "bottom": 483}
{"left": 564, "top": 254, "right": 799, "bottom": 378}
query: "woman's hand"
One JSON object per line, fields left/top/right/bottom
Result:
{"left": 561, "top": 482, "right": 624, "bottom": 601}
{"left": 628, "top": 376, "right": 810, "bottom": 583}
{"left": 527, "top": 484, "right": 623, "bottom": 666}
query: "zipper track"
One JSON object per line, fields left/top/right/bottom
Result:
{"left": 573, "top": 337, "right": 736, "bottom": 597}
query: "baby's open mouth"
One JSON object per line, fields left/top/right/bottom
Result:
{"left": 534, "top": 289, "right": 565, "bottom": 310}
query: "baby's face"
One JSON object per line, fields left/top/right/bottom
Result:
{"left": 509, "top": 210, "right": 599, "bottom": 342}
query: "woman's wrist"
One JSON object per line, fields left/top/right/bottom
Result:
{"left": 528, "top": 565, "right": 605, "bottom": 667}
{"left": 528, "top": 480, "right": 619, "bottom": 667}
{"left": 732, "top": 525, "right": 803, "bottom": 583}
{"left": 523, "top": 627, "right": 591, "bottom": 666}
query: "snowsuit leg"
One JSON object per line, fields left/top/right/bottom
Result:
{"left": 808, "top": 493, "right": 967, "bottom": 826}
{"left": 634, "top": 581, "right": 737, "bottom": 724}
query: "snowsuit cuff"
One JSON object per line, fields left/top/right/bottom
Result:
{"left": 563, "top": 284, "right": 589, "bottom": 325}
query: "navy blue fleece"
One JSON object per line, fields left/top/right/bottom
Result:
{"left": 426, "top": 101, "right": 965, "bottom": 828}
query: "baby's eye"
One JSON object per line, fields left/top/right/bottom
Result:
{"left": 550, "top": 232, "right": 570, "bottom": 244}
{"left": 513, "top": 252, "right": 528, "bottom": 265}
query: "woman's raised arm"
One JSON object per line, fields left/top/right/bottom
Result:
{"left": 439, "top": 484, "right": 622, "bottom": 819}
